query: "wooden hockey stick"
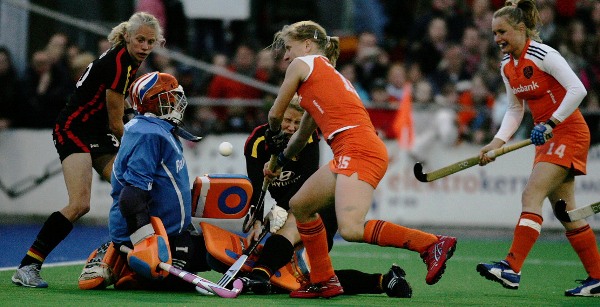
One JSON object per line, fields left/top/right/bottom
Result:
{"left": 119, "top": 245, "right": 242, "bottom": 298}
{"left": 553, "top": 199, "right": 600, "bottom": 222}
{"left": 414, "top": 139, "right": 532, "bottom": 182}
{"left": 242, "top": 155, "right": 277, "bottom": 232}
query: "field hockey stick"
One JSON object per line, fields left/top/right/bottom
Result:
{"left": 553, "top": 199, "right": 600, "bottom": 222}
{"left": 242, "top": 155, "right": 277, "bottom": 233}
{"left": 414, "top": 139, "right": 532, "bottom": 182}
{"left": 216, "top": 219, "right": 271, "bottom": 288}
{"left": 173, "top": 126, "right": 202, "bottom": 142}
{"left": 119, "top": 245, "right": 242, "bottom": 298}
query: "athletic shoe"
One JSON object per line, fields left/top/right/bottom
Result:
{"left": 565, "top": 277, "right": 600, "bottom": 297}
{"left": 12, "top": 263, "right": 48, "bottom": 288}
{"left": 238, "top": 272, "right": 272, "bottom": 294}
{"left": 476, "top": 260, "right": 520, "bottom": 289}
{"left": 421, "top": 235, "right": 457, "bottom": 285}
{"left": 382, "top": 264, "right": 412, "bottom": 298}
{"left": 289, "top": 275, "right": 344, "bottom": 298}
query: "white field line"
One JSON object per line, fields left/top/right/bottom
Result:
{"left": 0, "top": 250, "right": 581, "bottom": 272}
{"left": 0, "top": 260, "right": 85, "bottom": 272}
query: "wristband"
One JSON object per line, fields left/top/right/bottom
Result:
{"left": 276, "top": 152, "right": 291, "bottom": 168}
{"left": 545, "top": 120, "right": 556, "bottom": 128}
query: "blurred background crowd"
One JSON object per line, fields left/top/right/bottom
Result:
{"left": 0, "top": 0, "right": 599, "bottom": 160}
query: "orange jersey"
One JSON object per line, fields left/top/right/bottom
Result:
{"left": 296, "top": 55, "right": 387, "bottom": 187}
{"left": 501, "top": 40, "right": 585, "bottom": 124}
{"left": 327, "top": 126, "right": 389, "bottom": 188}
{"left": 501, "top": 40, "right": 589, "bottom": 174}
{"left": 296, "top": 55, "right": 376, "bottom": 141}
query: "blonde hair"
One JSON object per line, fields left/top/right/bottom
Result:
{"left": 494, "top": 0, "right": 542, "bottom": 42}
{"left": 107, "top": 12, "right": 165, "bottom": 47}
{"left": 271, "top": 20, "right": 340, "bottom": 67}
{"left": 288, "top": 95, "right": 304, "bottom": 113}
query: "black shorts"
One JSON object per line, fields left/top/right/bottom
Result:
{"left": 53, "top": 128, "right": 119, "bottom": 162}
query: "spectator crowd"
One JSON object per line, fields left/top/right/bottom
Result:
{"left": 1, "top": 0, "right": 599, "bottom": 157}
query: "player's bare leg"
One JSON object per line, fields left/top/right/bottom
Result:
{"left": 92, "top": 153, "right": 116, "bottom": 182}
{"left": 541, "top": 166, "right": 600, "bottom": 296}
{"left": 334, "top": 172, "right": 372, "bottom": 242}
{"left": 13, "top": 153, "right": 94, "bottom": 288}
{"left": 335, "top": 173, "right": 456, "bottom": 285}
{"left": 60, "top": 153, "right": 94, "bottom": 221}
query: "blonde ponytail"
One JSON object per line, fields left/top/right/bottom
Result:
{"left": 107, "top": 12, "right": 165, "bottom": 47}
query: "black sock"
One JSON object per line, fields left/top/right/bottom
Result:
{"left": 335, "top": 269, "right": 383, "bottom": 295}
{"left": 252, "top": 234, "right": 294, "bottom": 276}
{"left": 20, "top": 211, "right": 73, "bottom": 267}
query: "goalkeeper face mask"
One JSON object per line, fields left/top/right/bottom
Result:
{"left": 130, "top": 71, "right": 188, "bottom": 125}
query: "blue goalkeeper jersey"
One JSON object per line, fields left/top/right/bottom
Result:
{"left": 109, "top": 115, "right": 191, "bottom": 244}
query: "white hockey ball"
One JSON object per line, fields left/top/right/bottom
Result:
{"left": 219, "top": 141, "right": 233, "bottom": 156}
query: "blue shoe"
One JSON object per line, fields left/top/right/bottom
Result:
{"left": 476, "top": 260, "right": 520, "bottom": 289}
{"left": 565, "top": 277, "right": 600, "bottom": 297}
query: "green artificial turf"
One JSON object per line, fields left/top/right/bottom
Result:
{"left": 0, "top": 238, "right": 596, "bottom": 306}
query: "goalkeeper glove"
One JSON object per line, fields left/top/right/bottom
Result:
{"left": 126, "top": 217, "right": 171, "bottom": 280}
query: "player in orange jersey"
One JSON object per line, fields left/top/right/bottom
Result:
{"left": 263, "top": 20, "right": 457, "bottom": 299}
{"left": 476, "top": 0, "right": 600, "bottom": 297}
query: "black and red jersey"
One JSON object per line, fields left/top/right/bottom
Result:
{"left": 244, "top": 124, "right": 320, "bottom": 211}
{"left": 55, "top": 43, "right": 140, "bottom": 135}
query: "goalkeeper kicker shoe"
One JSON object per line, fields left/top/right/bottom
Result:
{"left": 565, "top": 277, "right": 600, "bottom": 297}
{"left": 290, "top": 275, "right": 344, "bottom": 298}
{"left": 12, "top": 263, "right": 48, "bottom": 288}
{"left": 476, "top": 260, "right": 520, "bottom": 289}
{"left": 382, "top": 264, "right": 412, "bottom": 298}
{"left": 421, "top": 235, "right": 457, "bottom": 285}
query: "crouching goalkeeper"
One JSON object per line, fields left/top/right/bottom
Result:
{"left": 78, "top": 71, "right": 214, "bottom": 291}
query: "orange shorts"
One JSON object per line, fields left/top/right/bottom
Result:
{"left": 533, "top": 121, "right": 589, "bottom": 175}
{"left": 327, "top": 127, "right": 388, "bottom": 188}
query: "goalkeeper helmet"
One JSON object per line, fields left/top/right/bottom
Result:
{"left": 129, "top": 71, "right": 187, "bottom": 125}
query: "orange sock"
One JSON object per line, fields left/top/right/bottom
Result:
{"left": 506, "top": 212, "right": 542, "bottom": 272}
{"left": 297, "top": 217, "right": 335, "bottom": 284}
{"left": 363, "top": 220, "right": 437, "bottom": 254}
{"left": 566, "top": 225, "right": 600, "bottom": 279}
